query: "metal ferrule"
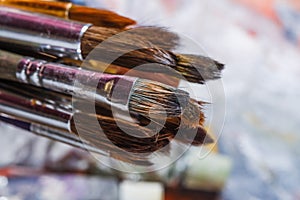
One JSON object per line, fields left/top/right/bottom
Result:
{"left": 0, "top": 7, "right": 91, "bottom": 60}
{"left": 16, "top": 57, "right": 138, "bottom": 111}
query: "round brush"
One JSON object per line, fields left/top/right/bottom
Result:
{"left": 0, "top": 50, "right": 189, "bottom": 118}
{"left": 4, "top": 80, "right": 213, "bottom": 147}
{"left": 0, "top": 7, "right": 224, "bottom": 84}
{"left": 0, "top": 83, "right": 170, "bottom": 165}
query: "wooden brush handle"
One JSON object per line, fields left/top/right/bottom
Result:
{"left": 0, "top": 0, "right": 136, "bottom": 28}
{"left": 0, "top": 0, "right": 71, "bottom": 18}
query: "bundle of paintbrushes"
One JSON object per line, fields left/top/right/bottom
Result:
{"left": 0, "top": 1, "right": 224, "bottom": 165}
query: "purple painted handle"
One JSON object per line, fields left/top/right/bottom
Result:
{"left": 0, "top": 115, "right": 31, "bottom": 131}
{"left": 0, "top": 7, "right": 91, "bottom": 60}
{"left": 0, "top": 88, "right": 71, "bottom": 123}
{"left": 17, "top": 58, "right": 137, "bottom": 106}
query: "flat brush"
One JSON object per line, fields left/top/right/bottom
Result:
{"left": 0, "top": 7, "right": 223, "bottom": 84}
{"left": 0, "top": 0, "right": 136, "bottom": 28}
{"left": 0, "top": 50, "right": 189, "bottom": 118}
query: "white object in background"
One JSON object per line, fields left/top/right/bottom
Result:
{"left": 120, "top": 181, "right": 164, "bottom": 200}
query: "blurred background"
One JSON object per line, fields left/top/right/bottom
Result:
{"left": 0, "top": 0, "right": 300, "bottom": 199}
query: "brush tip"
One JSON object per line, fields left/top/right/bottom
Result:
{"left": 174, "top": 126, "right": 213, "bottom": 145}
{"left": 192, "top": 127, "right": 214, "bottom": 145}
{"left": 176, "top": 54, "right": 224, "bottom": 84}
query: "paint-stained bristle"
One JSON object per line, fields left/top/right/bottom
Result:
{"left": 70, "top": 5, "right": 136, "bottom": 28}
{"left": 176, "top": 54, "right": 225, "bottom": 83}
{"left": 129, "top": 79, "right": 189, "bottom": 117}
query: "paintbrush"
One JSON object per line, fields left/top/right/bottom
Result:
{"left": 1, "top": 79, "right": 212, "bottom": 146}
{"left": 0, "top": 81, "right": 213, "bottom": 165}
{"left": 0, "top": 47, "right": 210, "bottom": 146}
{"left": 0, "top": 0, "right": 136, "bottom": 28}
{"left": 0, "top": 50, "right": 189, "bottom": 118}
{"left": 0, "top": 7, "right": 224, "bottom": 84}
{"left": 0, "top": 80, "right": 211, "bottom": 147}
{"left": 0, "top": 82, "right": 173, "bottom": 164}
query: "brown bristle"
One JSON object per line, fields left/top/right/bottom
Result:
{"left": 167, "top": 99, "right": 210, "bottom": 145}
{"left": 181, "top": 99, "right": 205, "bottom": 129}
{"left": 191, "top": 126, "right": 213, "bottom": 145}
{"left": 129, "top": 79, "right": 189, "bottom": 117}
{"left": 70, "top": 5, "right": 136, "bottom": 28}
{"left": 135, "top": 98, "right": 209, "bottom": 146}
{"left": 128, "top": 26, "right": 180, "bottom": 50}
{"left": 180, "top": 100, "right": 210, "bottom": 145}
{"left": 81, "top": 27, "right": 223, "bottom": 84}
{"left": 176, "top": 54, "right": 225, "bottom": 84}
{"left": 171, "top": 124, "right": 212, "bottom": 146}
{"left": 70, "top": 104, "right": 175, "bottom": 165}
{"left": 81, "top": 26, "right": 177, "bottom": 68}
{"left": 81, "top": 26, "right": 119, "bottom": 56}
{"left": 72, "top": 113, "right": 170, "bottom": 153}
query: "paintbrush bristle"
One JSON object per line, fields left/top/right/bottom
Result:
{"left": 70, "top": 5, "right": 136, "bottom": 28}
{"left": 181, "top": 99, "right": 206, "bottom": 129}
{"left": 129, "top": 79, "right": 189, "bottom": 117}
{"left": 128, "top": 27, "right": 180, "bottom": 50}
{"left": 181, "top": 126, "right": 214, "bottom": 146}
{"left": 163, "top": 99, "right": 210, "bottom": 145}
{"left": 81, "top": 26, "right": 178, "bottom": 66}
{"left": 82, "top": 27, "right": 224, "bottom": 84}
{"left": 133, "top": 98, "right": 210, "bottom": 146}
{"left": 72, "top": 112, "right": 171, "bottom": 165}
{"left": 176, "top": 54, "right": 225, "bottom": 83}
